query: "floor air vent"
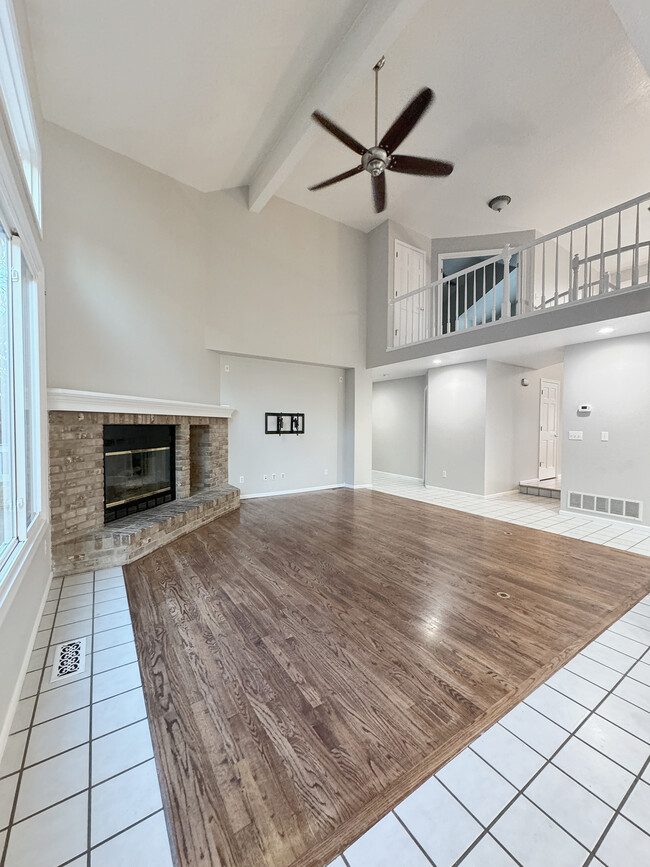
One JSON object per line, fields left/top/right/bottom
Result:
{"left": 568, "top": 492, "right": 643, "bottom": 522}
{"left": 50, "top": 638, "right": 86, "bottom": 683}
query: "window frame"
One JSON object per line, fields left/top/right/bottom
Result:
{"left": 0, "top": 0, "right": 42, "bottom": 227}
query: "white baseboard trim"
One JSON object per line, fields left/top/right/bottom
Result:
{"left": 372, "top": 471, "right": 424, "bottom": 483}
{"left": 485, "top": 487, "right": 519, "bottom": 499}
{"left": 0, "top": 566, "right": 52, "bottom": 766}
{"left": 559, "top": 509, "right": 649, "bottom": 531}
{"left": 341, "top": 484, "right": 373, "bottom": 489}
{"left": 240, "top": 484, "right": 343, "bottom": 500}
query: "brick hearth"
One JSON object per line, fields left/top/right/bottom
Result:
{"left": 49, "top": 409, "right": 239, "bottom": 576}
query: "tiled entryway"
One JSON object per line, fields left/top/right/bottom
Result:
{"left": 372, "top": 473, "right": 650, "bottom": 554}
{"left": 326, "top": 598, "right": 650, "bottom": 867}
{"left": 0, "top": 567, "right": 173, "bottom": 867}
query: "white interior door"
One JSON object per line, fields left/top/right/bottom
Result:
{"left": 539, "top": 378, "right": 560, "bottom": 480}
{"left": 394, "top": 240, "right": 426, "bottom": 345}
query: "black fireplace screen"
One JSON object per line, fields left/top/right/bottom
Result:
{"left": 104, "top": 424, "right": 175, "bottom": 523}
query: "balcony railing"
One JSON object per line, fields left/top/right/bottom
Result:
{"left": 388, "top": 192, "right": 650, "bottom": 350}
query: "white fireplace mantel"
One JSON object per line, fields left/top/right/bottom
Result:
{"left": 47, "top": 388, "right": 235, "bottom": 418}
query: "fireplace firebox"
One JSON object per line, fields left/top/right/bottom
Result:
{"left": 104, "top": 424, "right": 175, "bottom": 523}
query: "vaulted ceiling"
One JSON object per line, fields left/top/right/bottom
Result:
{"left": 23, "top": 0, "right": 650, "bottom": 238}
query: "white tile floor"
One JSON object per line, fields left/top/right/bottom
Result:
{"left": 0, "top": 567, "right": 173, "bottom": 867}
{"left": 323, "top": 475, "right": 650, "bottom": 867}
{"left": 2, "top": 481, "right": 650, "bottom": 867}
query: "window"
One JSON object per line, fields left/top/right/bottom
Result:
{"left": 0, "top": 225, "right": 39, "bottom": 570}
{"left": 0, "top": 0, "right": 41, "bottom": 223}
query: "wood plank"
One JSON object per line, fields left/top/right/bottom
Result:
{"left": 124, "top": 488, "right": 650, "bottom": 867}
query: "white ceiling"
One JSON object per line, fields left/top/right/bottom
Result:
{"left": 24, "top": 0, "right": 650, "bottom": 239}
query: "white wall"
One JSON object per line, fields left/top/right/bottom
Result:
{"left": 43, "top": 122, "right": 219, "bottom": 403}
{"left": 220, "top": 355, "right": 346, "bottom": 497}
{"left": 205, "top": 188, "right": 367, "bottom": 369}
{"left": 562, "top": 334, "right": 650, "bottom": 524}
{"left": 485, "top": 361, "right": 519, "bottom": 495}
{"left": 372, "top": 376, "right": 425, "bottom": 479}
{"left": 426, "top": 361, "right": 487, "bottom": 494}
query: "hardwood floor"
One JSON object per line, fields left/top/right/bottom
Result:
{"left": 124, "top": 489, "right": 650, "bottom": 867}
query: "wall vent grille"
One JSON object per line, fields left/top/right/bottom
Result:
{"left": 568, "top": 492, "right": 643, "bottom": 522}
{"left": 50, "top": 638, "right": 86, "bottom": 682}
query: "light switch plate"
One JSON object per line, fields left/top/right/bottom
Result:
{"left": 568, "top": 430, "right": 584, "bottom": 441}
{"left": 601, "top": 431, "right": 609, "bottom": 441}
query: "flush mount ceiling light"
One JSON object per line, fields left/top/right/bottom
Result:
{"left": 432, "top": 359, "right": 442, "bottom": 365}
{"left": 598, "top": 326, "right": 615, "bottom": 334}
{"left": 488, "top": 195, "right": 511, "bottom": 212}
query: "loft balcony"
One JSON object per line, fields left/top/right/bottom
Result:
{"left": 383, "top": 193, "right": 650, "bottom": 359}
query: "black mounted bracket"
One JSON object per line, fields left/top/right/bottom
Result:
{"left": 265, "top": 413, "right": 305, "bottom": 435}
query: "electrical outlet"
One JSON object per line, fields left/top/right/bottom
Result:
{"left": 323, "top": 468, "right": 328, "bottom": 476}
{"left": 239, "top": 475, "right": 244, "bottom": 484}
{"left": 263, "top": 474, "right": 268, "bottom": 481}
{"left": 224, "top": 364, "right": 230, "bottom": 373}
{"left": 442, "top": 470, "right": 447, "bottom": 478}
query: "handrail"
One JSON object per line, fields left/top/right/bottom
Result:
{"left": 388, "top": 191, "right": 650, "bottom": 350}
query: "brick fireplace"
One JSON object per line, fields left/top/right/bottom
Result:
{"left": 48, "top": 390, "right": 239, "bottom": 577}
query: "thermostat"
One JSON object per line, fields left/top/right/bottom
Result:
{"left": 578, "top": 404, "right": 592, "bottom": 413}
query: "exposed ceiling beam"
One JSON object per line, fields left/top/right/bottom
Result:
{"left": 609, "top": 0, "right": 650, "bottom": 80}
{"left": 247, "top": 0, "right": 428, "bottom": 213}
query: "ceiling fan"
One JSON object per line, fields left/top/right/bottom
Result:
{"left": 309, "top": 56, "right": 454, "bottom": 213}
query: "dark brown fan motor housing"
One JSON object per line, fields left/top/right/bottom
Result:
{"left": 309, "top": 80, "right": 453, "bottom": 213}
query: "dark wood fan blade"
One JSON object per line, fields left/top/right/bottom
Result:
{"left": 379, "top": 87, "right": 434, "bottom": 154}
{"left": 308, "top": 165, "right": 363, "bottom": 191}
{"left": 388, "top": 154, "right": 454, "bottom": 176}
{"left": 312, "top": 111, "right": 366, "bottom": 156}
{"left": 372, "top": 172, "right": 386, "bottom": 213}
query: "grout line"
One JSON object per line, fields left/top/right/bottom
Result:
{"left": 390, "top": 810, "right": 437, "bottom": 865}
{"left": 0, "top": 576, "right": 65, "bottom": 867}
{"left": 86, "top": 570, "right": 96, "bottom": 866}
{"left": 4, "top": 757, "right": 158, "bottom": 831}
{"left": 88, "top": 807, "right": 164, "bottom": 853}
{"left": 444, "top": 641, "right": 650, "bottom": 866}
{"left": 583, "top": 753, "right": 650, "bottom": 865}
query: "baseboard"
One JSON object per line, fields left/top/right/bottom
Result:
{"left": 372, "top": 471, "right": 424, "bottom": 483}
{"left": 240, "top": 484, "right": 344, "bottom": 500}
{"left": 0, "top": 567, "right": 52, "bottom": 764}
{"left": 485, "top": 487, "right": 519, "bottom": 499}
{"left": 559, "top": 509, "right": 649, "bottom": 532}
{"left": 341, "top": 484, "right": 373, "bottom": 489}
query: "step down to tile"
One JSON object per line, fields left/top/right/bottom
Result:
{"left": 519, "top": 477, "right": 561, "bottom": 499}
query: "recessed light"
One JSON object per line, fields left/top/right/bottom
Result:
{"left": 432, "top": 359, "right": 442, "bottom": 365}
{"left": 598, "top": 326, "right": 614, "bottom": 334}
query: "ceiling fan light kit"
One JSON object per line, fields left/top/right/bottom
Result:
{"left": 309, "top": 57, "right": 454, "bottom": 213}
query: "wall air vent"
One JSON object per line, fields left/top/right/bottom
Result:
{"left": 568, "top": 492, "right": 643, "bottom": 522}
{"left": 50, "top": 638, "right": 86, "bottom": 682}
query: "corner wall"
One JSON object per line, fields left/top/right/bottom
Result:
{"left": 372, "top": 376, "right": 426, "bottom": 479}
{"left": 562, "top": 334, "right": 650, "bottom": 524}
{"left": 426, "top": 361, "right": 487, "bottom": 494}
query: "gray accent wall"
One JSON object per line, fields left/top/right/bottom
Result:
{"left": 220, "top": 356, "right": 346, "bottom": 497}
{"left": 562, "top": 334, "right": 650, "bottom": 525}
{"left": 426, "top": 361, "right": 488, "bottom": 494}
{"left": 372, "top": 376, "right": 426, "bottom": 479}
